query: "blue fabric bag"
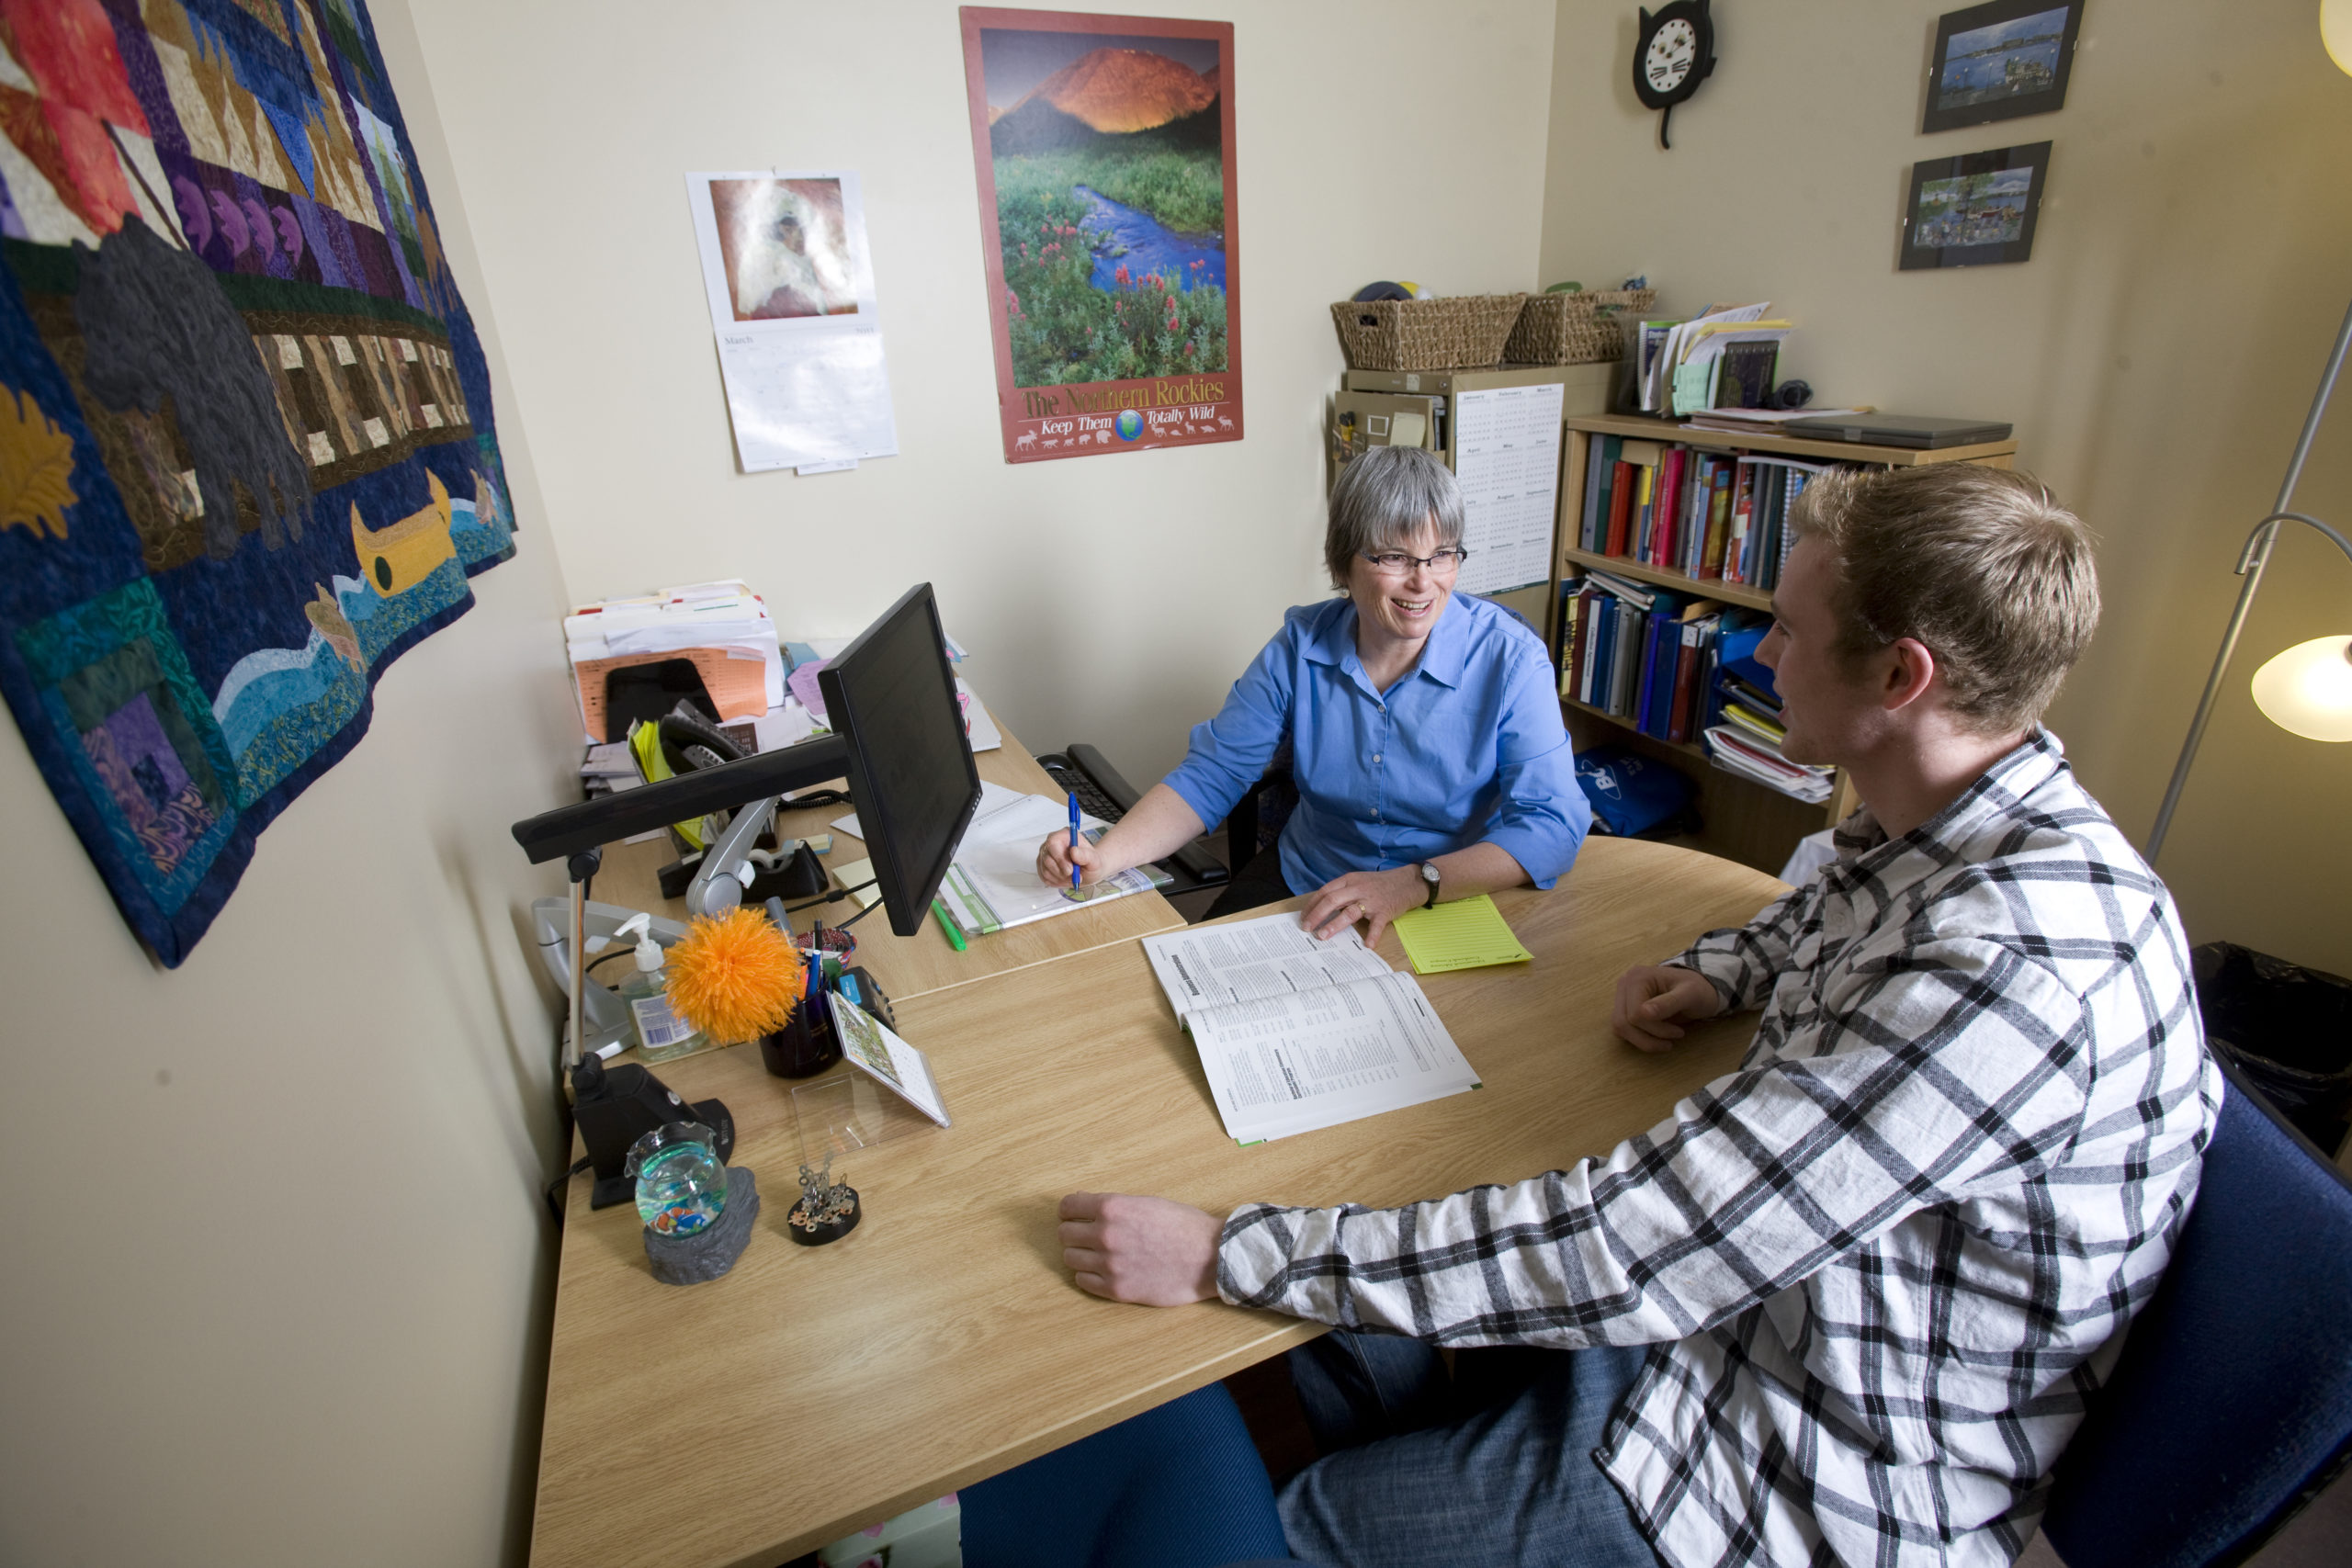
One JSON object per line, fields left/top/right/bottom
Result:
{"left": 1576, "top": 747, "right": 1695, "bottom": 838}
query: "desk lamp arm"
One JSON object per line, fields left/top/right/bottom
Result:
{"left": 511, "top": 731, "right": 849, "bottom": 865}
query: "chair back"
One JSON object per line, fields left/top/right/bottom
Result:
{"left": 2041, "top": 1059, "right": 2352, "bottom": 1568}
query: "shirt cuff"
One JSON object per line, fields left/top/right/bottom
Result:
{"left": 1661, "top": 954, "right": 1747, "bottom": 1014}
{"left": 1482, "top": 816, "right": 1582, "bottom": 891}
{"left": 1216, "top": 1201, "right": 1315, "bottom": 1313}
{"left": 1159, "top": 763, "right": 1231, "bottom": 838}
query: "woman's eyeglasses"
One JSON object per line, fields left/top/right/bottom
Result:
{"left": 1361, "top": 547, "right": 1469, "bottom": 576}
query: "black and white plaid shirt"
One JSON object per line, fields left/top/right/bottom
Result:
{"left": 1220, "top": 732, "right": 2220, "bottom": 1568}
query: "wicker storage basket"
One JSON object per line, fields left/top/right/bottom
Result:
{"left": 1503, "top": 288, "right": 1659, "bottom": 365}
{"left": 1329, "top": 293, "right": 1529, "bottom": 372}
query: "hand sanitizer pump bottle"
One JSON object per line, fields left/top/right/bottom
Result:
{"left": 614, "top": 913, "right": 706, "bottom": 1063}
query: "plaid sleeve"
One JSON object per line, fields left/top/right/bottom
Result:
{"left": 1218, "top": 937, "right": 2091, "bottom": 1346}
{"left": 1659, "top": 884, "right": 1809, "bottom": 1012}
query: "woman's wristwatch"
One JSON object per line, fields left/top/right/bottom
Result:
{"left": 1418, "top": 861, "right": 1442, "bottom": 908}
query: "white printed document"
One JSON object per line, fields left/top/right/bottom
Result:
{"left": 1140, "top": 912, "right": 1482, "bottom": 1143}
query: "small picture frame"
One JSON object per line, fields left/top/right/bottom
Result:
{"left": 1899, "top": 141, "right": 2052, "bottom": 271}
{"left": 1922, "top": 0, "right": 2083, "bottom": 134}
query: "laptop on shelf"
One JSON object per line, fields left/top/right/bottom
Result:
{"left": 1780, "top": 413, "right": 2013, "bottom": 448}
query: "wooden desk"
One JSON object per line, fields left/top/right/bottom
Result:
{"left": 527, "top": 838, "right": 1786, "bottom": 1568}
{"left": 592, "top": 719, "right": 1183, "bottom": 1011}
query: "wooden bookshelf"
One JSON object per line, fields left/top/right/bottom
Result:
{"left": 1562, "top": 695, "right": 1709, "bottom": 762}
{"left": 1551, "top": 413, "right": 2018, "bottom": 877}
{"left": 1560, "top": 547, "right": 1773, "bottom": 614}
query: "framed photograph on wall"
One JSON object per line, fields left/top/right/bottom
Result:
{"left": 1899, "top": 141, "right": 2052, "bottom": 270}
{"left": 1922, "top": 0, "right": 2082, "bottom": 134}
{"left": 959, "top": 7, "right": 1241, "bottom": 463}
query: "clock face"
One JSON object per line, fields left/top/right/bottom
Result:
{"left": 1645, "top": 18, "right": 1697, "bottom": 92}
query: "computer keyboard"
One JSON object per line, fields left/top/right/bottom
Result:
{"left": 1042, "top": 761, "right": 1125, "bottom": 827}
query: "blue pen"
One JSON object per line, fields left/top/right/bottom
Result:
{"left": 1069, "top": 790, "right": 1083, "bottom": 890}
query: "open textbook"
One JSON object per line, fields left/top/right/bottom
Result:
{"left": 1140, "top": 912, "right": 1482, "bottom": 1143}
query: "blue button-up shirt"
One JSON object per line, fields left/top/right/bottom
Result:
{"left": 1163, "top": 593, "right": 1589, "bottom": 894}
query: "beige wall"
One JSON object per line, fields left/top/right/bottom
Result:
{"left": 396, "top": 0, "right": 1559, "bottom": 789}
{"left": 1540, "top": 0, "right": 2352, "bottom": 975}
{"left": 0, "top": 5, "right": 580, "bottom": 1566}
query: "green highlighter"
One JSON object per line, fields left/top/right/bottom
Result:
{"left": 930, "top": 898, "right": 968, "bottom": 952}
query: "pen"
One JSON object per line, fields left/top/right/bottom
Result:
{"left": 1068, "top": 791, "right": 1083, "bottom": 890}
{"left": 931, "top": 898, "right": 967, "bottom": 952}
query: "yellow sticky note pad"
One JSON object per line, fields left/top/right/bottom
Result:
{"left": 831, "top": 857, "right": 883, "bottom": 909}
{"left": 1392, "top": 894, "right": 1532, "bottom": 974}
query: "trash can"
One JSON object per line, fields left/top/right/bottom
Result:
{"left": 2191, "top": 942, "right": 2352, "bottom": 1156}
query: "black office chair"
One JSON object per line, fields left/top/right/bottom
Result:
{"left": 1221, "top": 761, "right": 1295, "bottom": 881}
{"left": 2039, "top": 1055, "right": 2352, "bottom": 1568}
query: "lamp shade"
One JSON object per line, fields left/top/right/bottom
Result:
{"left": 2330, "top": 0, "right": 2352, "bottom": 75}
{"left": 2250, "top": 635, "right": 2352, "bottom": 740}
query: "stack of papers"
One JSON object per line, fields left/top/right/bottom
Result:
{"left": 1703, "top": 723, "right": 1835, "bottom": 803}
{"left": 1141, "top": 912, "right": 1482, "bottom": 1143}
{"left": 564, "top": 580, "right": 785, "bottom": 741}
{"left": 1634, "top": 302, "right": 1795, "bottom": 415}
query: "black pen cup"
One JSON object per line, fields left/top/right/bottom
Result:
{"left": 760, "top": 1001, "right": 840, "bottom": 1079}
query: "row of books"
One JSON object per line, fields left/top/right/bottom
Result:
{"left": 1559, "top": 572, "right": 1771, "bottom": 749}
{"left": 1559, "top": 573, "right": 1838, "bottom": 807}
{"left": 1701, "top": 665, "right": 1836, "bottom": 805}
{"left": 1576, "top": 436, "right": 1842, "bottom": 592}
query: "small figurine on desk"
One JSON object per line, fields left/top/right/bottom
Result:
{"left": 787, "top": 1154, "right": 861, "bottom": 1246}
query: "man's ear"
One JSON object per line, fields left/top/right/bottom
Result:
{"left": 1880, "top": 637, "right": 1939, "bottom": 713}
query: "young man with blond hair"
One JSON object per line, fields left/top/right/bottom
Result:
{"left": 1057, "top": 464, "right": 2221, "bottom": 1568}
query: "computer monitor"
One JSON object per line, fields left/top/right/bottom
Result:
{"left": 510, "top": 582, "right": 984, "bottom": 938}
{"left": 817, "top": 584, "right": 982, "bottom": 935}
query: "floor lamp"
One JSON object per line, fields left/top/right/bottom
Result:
{"left": 2146, "top": 298, "right": 2352, "bottom": 861}
{"left": 2145, "top": 3, "right": 2352, "bottom": 860}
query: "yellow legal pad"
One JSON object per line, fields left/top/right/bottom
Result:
{"left": 1391, "top": 894, "right": 1533, "bottom": 974}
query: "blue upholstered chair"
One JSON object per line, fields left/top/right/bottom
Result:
{"left": 2040, "top": 1057, "right": 2352, "bottom": 1568}
{"left": 961, "top": 1382, "right": 1299, "bottom": 1568}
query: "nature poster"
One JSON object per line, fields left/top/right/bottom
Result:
{"left": 958, "top": 8, "right": 1240, "bottom": 462}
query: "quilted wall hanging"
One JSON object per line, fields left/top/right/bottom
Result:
{"left": 0, "top": 0, "right": 516, "bottom": 966}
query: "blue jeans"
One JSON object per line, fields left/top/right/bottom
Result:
{"left": 1278, "top": 1334, "right": 1661, "bottom": 1568}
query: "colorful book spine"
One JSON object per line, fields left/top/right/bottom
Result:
{"left": 1654, "top": 447, "right": 1687, "bottom": 568}
{"left": 1667, "top": 616, "right": 1709, "bottom": 745}
{"left": 1702, "top": 463, "right": 1734, "bottom": 579}
{"left": 1592, "top": 438, "right": 1621, "bottom": 551}
{"left": 1725, "top": 463, "right": 1754, "bottom": 585}
{"left": 1579, "top": 441, "right": 1607, "bottom": 552}
{"left": 1605, "top": 461, "right": 1635, "bottom": 556}
{"left": 1645, "top": 615, "right": 1681, "bottom": 737}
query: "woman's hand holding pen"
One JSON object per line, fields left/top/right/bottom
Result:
{"left": 1034, "top": 784, "right": 1206, "bottom": 892}
{"left": 1037, "top": 826, "right": 1114, "bottom": 888}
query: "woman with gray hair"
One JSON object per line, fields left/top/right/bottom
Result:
{"left": 1037, "top": 446, "right": 1589, "bottom": 942}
